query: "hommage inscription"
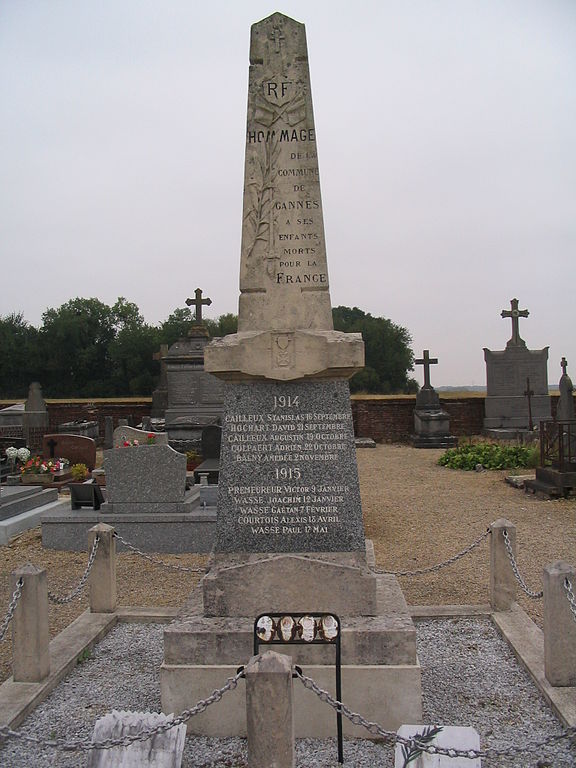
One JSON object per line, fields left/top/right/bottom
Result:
{"left": 215, "top": 380, "right": 364, "bottom": 552}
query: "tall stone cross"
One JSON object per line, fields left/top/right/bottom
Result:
{"left": 415, "top": 350, "right": 438, "bottom": 389}
{"left": 501, "top": 298, "right": 529, "bottom": 346}
{"left": 186, "top": 289, "right": 212, "bottom": 325}
{"left": 561, "top": 356, "right": 568, "bottom": 376}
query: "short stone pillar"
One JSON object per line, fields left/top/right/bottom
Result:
{"left": 89, "top": 524, "right": 116, "bottom": 614}
{"left": 543, "top": 561, "right": 576, "bottom": 686}
{"left": 245, "top": 651, "right": 294, "bottom": 768}
{"left": 12, "top": 564, "right": 50, "bottom": 682}
{"left": 490, "top": 519, "right": 517, "bottom": 611}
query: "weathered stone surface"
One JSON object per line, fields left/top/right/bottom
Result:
{"left": 543, "top": 561, "right": 576, "bottom": 686}
{"left": 87, "top": 710, "right": 186, "bottom": 768}
{"left": 203, "top": 554, "right": 377, "bottom": 616}
{"left": 245, "top": 651, "right": 294, "bottom": 768}
{"left": 395, "top": 724, "right": 481, "bottom": 767}
{"left": 111, "top": 425, "right": 168, "bottom": 447}
{"left": 214, "top": 380, "right": 365, "bottom": 553}
{"left": 101, "top": 444, "right": 187, "bottom": 514}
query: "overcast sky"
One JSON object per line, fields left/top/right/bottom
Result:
{"left": 1, "top": 0, "right": 575, "bottom": 387}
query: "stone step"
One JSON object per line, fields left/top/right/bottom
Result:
{"left": 0, "top": 487, "right": 58, "bottom": 521}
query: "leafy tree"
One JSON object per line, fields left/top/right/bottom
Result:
{"left": 108, "top": 298, "right": 160, "bottom": 395}
{"left": 159, "top": 307, "right": 195, "bottom": 347}
{"left": 38, "top": 298, "right": 117, "bottom": 396}
{"left": 0, "top": 313, "right": 39, "bottom": 397}
{"left": 205, "top": 313, "right": 238, "bottom": 337}
{"left": 332, "top": 306, "right": 417, "bottom": 394}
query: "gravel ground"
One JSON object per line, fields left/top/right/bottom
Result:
{"left": 1, "top": 444, "right": 575, "bottom": 764}
{"left": 1, "top": 619, "right": 574, "bottom": 767}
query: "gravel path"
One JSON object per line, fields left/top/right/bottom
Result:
{"left": 1, "top": 620, "right": 574, "bottom": 767}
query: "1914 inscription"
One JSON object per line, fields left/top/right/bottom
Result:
{"left": 215, "top": 381, "right": 365, "bottom": 553}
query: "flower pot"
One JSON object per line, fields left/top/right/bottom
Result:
{"left": 21, "top": 474, "right": 54, "bottom": 486}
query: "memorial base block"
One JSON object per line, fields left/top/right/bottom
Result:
{"left": 160, "top": 543, "right": 422, "bottom": 738}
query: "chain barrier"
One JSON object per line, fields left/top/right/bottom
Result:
{"left": 502, "top": 529, "right": 544, "bottom": 599}
{"left": 0, "top": 578, "right": 23, "bottom": 642}
{"left": 0, "top": 670, "right": 242, "bottom": 752}
{"left": 295, "top": 668, "right": 576, "bottom": 760}
{"left": 370, "top": 528, "right": 490, "bottom": 577}
{"left": 47, "top": 536, "right": 100, "bottom": 605}
{"left": 564, "top": 577, "right": 576, "bottom": 624}
{"left": 113, "top": 532, "right": 207, "bottom": 574}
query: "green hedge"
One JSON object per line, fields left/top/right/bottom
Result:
{"left": 438, "top": 443, "right": 539, "bottom": 471}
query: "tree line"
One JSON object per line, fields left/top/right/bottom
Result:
{"left": 0, "top": 298, "right": 417, "bottom": 398}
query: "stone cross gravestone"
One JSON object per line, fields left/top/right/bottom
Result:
{"left": 411, "top": 350, "right": 456, "bottom": 448}
{"left": 483, "top": 298, "right": 551, "bottom": 432}
{"left": 164, "top": 291, "right": 224, "bottom": 449}
{"left": 557, "top": 357, "right": 575, "bottom": 423}
{"left": 162, "top": 12, "right": 421, "bottom": 738}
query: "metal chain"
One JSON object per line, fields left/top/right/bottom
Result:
{"left": 371, "top": 529, "right": 490, "bottom": 577}
{"left": 295, "top": 668, "right": 576, "bottom": 759}
{"left": 113, "top": 532, "right": 207, "bottom": 573}
{"left": 564, "top": 577, "right": 576, "bottom": 624}
{"left": 0, "top": 671, "right": 242, "bottom": 752}
{"left": 0, "top": 578, "right": 23, "bottom": 642}
{"left": 502, "top": 529, "right": 544, "bottom": 599}
{"left": 47, "top": 536, "right": 100, "bottom": 605}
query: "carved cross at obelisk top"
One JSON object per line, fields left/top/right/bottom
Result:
{"left": 501, "top": 298, "right": 529, "bottom": 347}
{"left": 415, "top": 350, "right": 438, "bottom": 389}
{"left": 269, "top": 26, "right": 285, "bottom": 53}
{"left": 561, "top": 357, "right": 568, "bottom": 376}
{"left": 186, "top": 289, "right": 212, "bottom": 325}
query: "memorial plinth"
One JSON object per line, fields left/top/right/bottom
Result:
{"left": 161, "top": 12, "right": 421, "bottom": 735}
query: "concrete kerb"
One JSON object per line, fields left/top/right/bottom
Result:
{"left": 1, "top": 602, "right": 575, "bottom": 741}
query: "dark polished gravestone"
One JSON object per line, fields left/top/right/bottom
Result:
{"left": 484, "top": 298, "right": 551, "bottom": 435}
{"left": 161, "top": 12, "right": 421, "bottom": 739}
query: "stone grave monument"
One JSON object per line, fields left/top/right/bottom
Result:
{"left": 483, "top": 298, "right": 551, "bottom": 436}
{"left": 22, "top": 382, "right": 49, "bottom": 452}
{"left": 164, "top": 290, "right": 224, "bottom": 451}
{"left": 161, "top": 12, "right": 422, "bottom": 737}
{"left": 411, "top": 350, "right": 457, "bottom": 448}
{"left": 41, "top": 425, "right": 216, "bottom": 552}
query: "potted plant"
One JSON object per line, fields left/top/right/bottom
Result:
{"left": 20, "top": 456, "right": 59, "bottom": 485}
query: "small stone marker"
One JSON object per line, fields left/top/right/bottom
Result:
{"left": 395, "top": 724, "right": 481, "bottom": 767}
{"left": 557, "top": 357, "right": 575, "bottom": 422}
{"left": 87, "top": 710, "right": 186, "bottom": 768}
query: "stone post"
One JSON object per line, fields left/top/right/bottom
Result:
{"left": 89, "top": 523, "right": 116, "bottom": 613}
{"left": 543, "top": 561, "right": 576, "bottom": 686}
{"left": 245, "top": 651, "right": 294, "bottom": 768}
{"left": 490, "top": 518, "right": 516, "bottom": 611}
{"left": 12, "top": 564, "right": 50, "bottom": 682}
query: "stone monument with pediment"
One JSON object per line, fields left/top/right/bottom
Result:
{"left": 161, "top": 12, "right": 421, "bottom": 737}
{"left": 164, "top": 289, "right": 225, "bottom": 450}
{"left": 483, "top": 298, "right": 551, "bottom": 434}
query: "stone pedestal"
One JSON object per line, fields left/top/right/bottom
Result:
{"left": 160, "top": 545, "right": 422, "bottom": 736}
{"left": 411, "top": 387, "right": 457, "bottom": 449}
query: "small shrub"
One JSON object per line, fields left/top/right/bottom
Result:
{"left": 70, "top": 463, "right": 88, "bottom": 481}
{"left": 438, "top": 442, "right": 538, "bottom": 471}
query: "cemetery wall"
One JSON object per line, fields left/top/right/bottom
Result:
{"left": 1, "top": 395, "right": 570, "bottom": 445}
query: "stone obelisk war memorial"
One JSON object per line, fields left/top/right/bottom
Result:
{"left": 161, "top": 13, "right": 422, "bottom": 735}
